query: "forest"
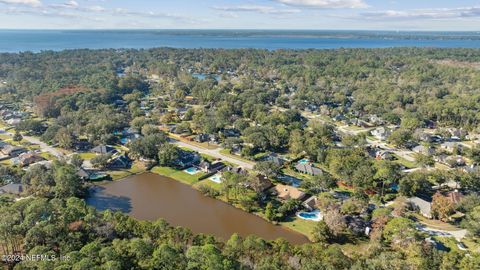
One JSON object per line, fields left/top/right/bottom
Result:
{"left": 1, "top": 47, "right": 480, "bottom": 269}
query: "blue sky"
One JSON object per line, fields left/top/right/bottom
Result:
{"left": 0, "top": 0, "right": 480, "bottom": 30}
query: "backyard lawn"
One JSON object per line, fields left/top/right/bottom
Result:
{"left": 279, "top": 216, "right": 316, "bottom": 240}
{"left": 79, "top": 152, "right": 97, "bottom": 160}
{"left": 151, "top": 166, "right": 205, "bottom": 185}
{"left": 106, "top": 161, "right": 147, "bottom": 181}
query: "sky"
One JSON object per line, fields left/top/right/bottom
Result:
{"left": 0, "top": 0, "right": 480, "bottom": 30}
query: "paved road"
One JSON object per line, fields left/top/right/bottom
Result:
{"left": 0, "top": 129, "right": 64, "bottom": 158}
{"left": 172, "top": 139, "right": 255, "bottom": 169}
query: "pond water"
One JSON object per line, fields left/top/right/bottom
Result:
{"left": 86, "top": 172, "right": 309, "bottom": 244}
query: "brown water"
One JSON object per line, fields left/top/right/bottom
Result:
{"left": 86, "top": 172, "right": 309, "bottom": 244}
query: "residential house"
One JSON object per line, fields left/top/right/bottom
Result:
{"left": 251, "top": 174, "right": 273, "bottom": 193}
{"left": 77, "top": 168, "right": 94, "bottom": 180}
{"left": 345, "top": 215, "right": 370, "bottom": 236}
{"left": 195, "top": 133, "right": 220, "bottom": 144}
{"left": 448, "top": 128, "right": 467, "bottom": 140}
{"left": 408, "top": 196, "right": 432, "bottom": 218}
{"left": 18, "top": 153, "right": 45, "bottom": 167}
{"left": 303, "top": 196, "right": 319, "bottom": 211}
{"left": 435, "top": 154, "right": 465, "bottom": 168}
{"left": 446, "top": 190, "right": 464, "bottom": 205}
{"left": 0, "top": 183, "right": 24, "bottom": 195}
{"left": 295, "top": 163, "right": 323, "bottom": 176}
{"left": 371, "top": 127, "right": 391, "bottom": 141}
{"left": 222, "top": 128, "right": 240, "bottom": 138}
{"left": 174, "top": 150, "right": 201, "bottom": 169}
{"left": 439, "top": 142, "right": 462, "bottom": 153}
{"left": 194, "top": 134, "right": 209, "bottom": 143}
{"left": 266, "top": 153, "right": 287, "bottom": 167}
{"left": 108, "top": 155, "right": 132, "bottom": 169}
{"left": 414, "top": 130, "right": 433, "bottom": 143}
{"left": 6, "top": 118, "right": 21, "bottom": 126}
{"left": 221, "top": 165, "right": 249, "bottom": 176}
{"left": 271, "top": 184, "right": 306, "bottom": 201}
{"left": 73, "top": 139, "right": 92, "bottom": 152}
{"left": 91, "top": 145, "right": 117, "bottom": 155}
{"left": 1, "top": 145, "right": 26, "bottom": 157}
{"left": 368, "top": 115, "right": 385, "bottom": 126}
{"left": 412, "top": 145, "right": 435, "bottom": 156}
{"left": 375, "top": 150, "right": 394, "bottom": 161}
{"left": 464, "top": 164, "right": 479, "bottom": 174}
{"left": 198, "top": 161, "right": 226, "bottom": 174}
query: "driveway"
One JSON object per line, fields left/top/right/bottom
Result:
{"left": 416, "top": 224, "right": 467, "bottom": 241}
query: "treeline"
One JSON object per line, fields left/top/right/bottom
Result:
{"left": 1, "top": 195, "right": 480, "bottom": 270}
{"left": 1, "top": 48, "right": 480, "bottom": 129}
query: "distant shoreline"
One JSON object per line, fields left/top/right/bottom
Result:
{"left": 1, "top": 29, "right": 480, "bottom": 53}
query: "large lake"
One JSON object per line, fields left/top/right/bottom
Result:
{"left": 1, "top": 30, "right": 480, "bottom": 53}
{"left": 86, "top": 172, "right": 309, "bottom": 244}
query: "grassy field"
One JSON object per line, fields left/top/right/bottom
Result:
{"left": 151, "top": 166, "right": 205, "bottom": 185}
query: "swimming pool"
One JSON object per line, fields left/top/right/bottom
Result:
{"left": 297, "top": 210, "right": 323, "bottom": 222}
{"left": 184, "top": 167, "right": 199, "bottom": 175}
{"left": 209, "top": 174, "right": 222, "bottom": 183}
{"left": 277, "top": 174, "right": 302, "bottom": 188}
{"left": 298, "top": 158, "right": 309, "bottom": 164}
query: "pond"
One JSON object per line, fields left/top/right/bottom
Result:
{"left": 86, "top": 173, "right": 309, "bottom": 244}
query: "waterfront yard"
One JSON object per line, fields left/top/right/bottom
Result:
{"left": 151, "top": 166, "right": 205, "bottom": 185}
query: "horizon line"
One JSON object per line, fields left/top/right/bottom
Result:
{"left": 0, "top": 28, "right": 479, "bottom": 33}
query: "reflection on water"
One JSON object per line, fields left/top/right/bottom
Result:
{"left": 86, "top": 172, "right": 309, "bottom": 244}
{"left": 87, "top": 186, "right": 132, "bottom": 213}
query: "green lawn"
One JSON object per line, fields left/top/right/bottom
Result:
{"left": 282, "top": 167, "right": 313, "bottom": 181}
{"left": 392, "top": 154, "right": 418, "bottom": 169}
{"left": 194, "top": 178, "right": 223, "bottom": 191}
{"left": 79, "top": 152, "right": 97, "bottom": 160}
{"left": 151, "top": 166, "right": 204, "bottom": 185}
{"left": 219, "top": 148, "right": 255, "bottom": 164}
{"left": 279, "top": 216, "right": 316, "bottom": 240}
{"left": 105, "top": 162, "right": 147, "bottom": 181}
{"left": 39, "top": 152, "right": 56, "bottom": 161}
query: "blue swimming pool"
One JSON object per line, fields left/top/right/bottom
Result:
{"left": 277, "top": 174, "right": 302, "bottom": 188}
{"left": 209, "top": 174, "right": 222, "bottom": 183}
{"left": 298, "top": 158, "right": 309, "bottom": 164}
{"left": 297, "top": 210, "right": 322, "bottom": 221}
{"left": 184, "top": 167, "right": 199, "bottom": 175}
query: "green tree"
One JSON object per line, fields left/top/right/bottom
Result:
{"left": 157, "top": 144, "right": 179, "bottom": 166}
{"left": 13, "top": 129, "right": 23, "bottom": 142}
{"left": 312, "top": 220, "right": 333, "bottom": 244}
{"left": 53, "top": 164, "right": 83, "bottom": 198}
{"left": 462, "top": 205, "right": 480, "bottom": 237}
{"left": 91, "top": 154, "right": 111, "bottom": 169}
{"left": 70, "top": 154, "right": 84, "bottom": 168}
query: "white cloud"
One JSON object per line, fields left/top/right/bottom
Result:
{"left": 274, "top": 0, "right": 368, "bottom": 9}
{"left": 0, "top": 0, "right": 41, "bottom": 7}
{"left": 359, "top": 6, "right": 480, "bottom": 20}
{"left": 213, "top": 5, "right": 301, "bottom": 15}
